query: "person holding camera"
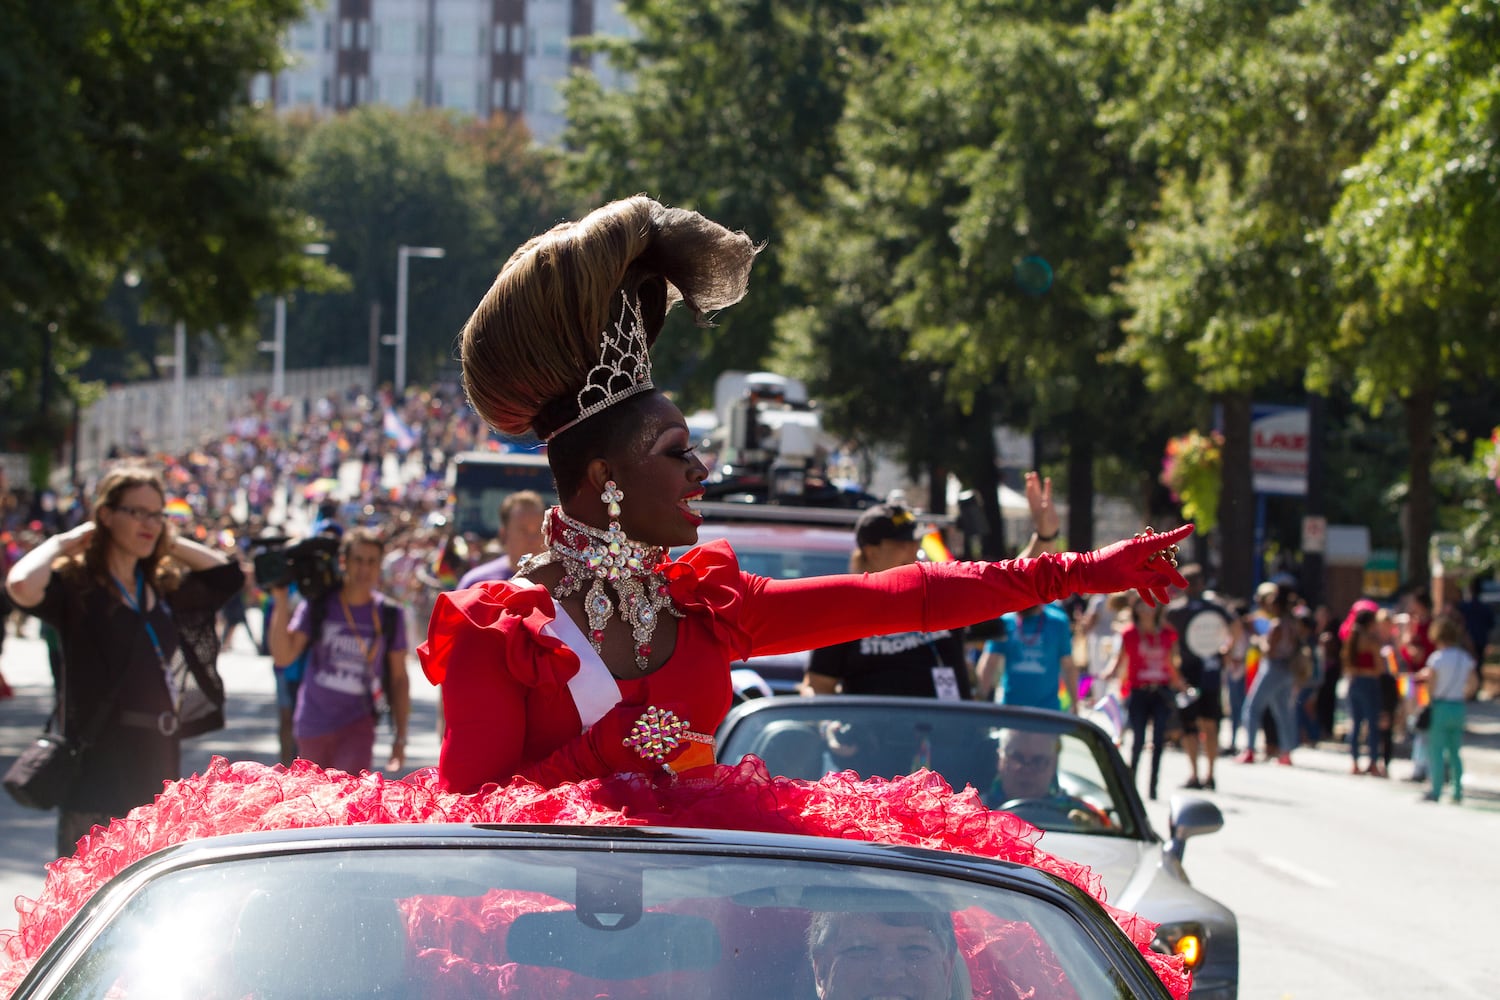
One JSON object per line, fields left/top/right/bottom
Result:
{"left": 266, "top": 527, "right": 410, "bottom": 775}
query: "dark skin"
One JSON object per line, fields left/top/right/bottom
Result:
{"left": 521, "top": 393, "right": 709, "bottom": 679}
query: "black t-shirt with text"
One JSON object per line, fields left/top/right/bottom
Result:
{"left": 809, "top": 628, "right": 972, "bottom": 700}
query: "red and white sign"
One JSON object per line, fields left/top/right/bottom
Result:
{"left": 1251, "top": 406, "right": 1309, "bottom": 496}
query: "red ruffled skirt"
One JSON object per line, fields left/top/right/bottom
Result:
{"left": 0, "top": 757, "right": 1188, "bottom": 999}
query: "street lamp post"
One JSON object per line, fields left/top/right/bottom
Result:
{"left": 394, "top": 244, "right": 445, "bottom": 393}
{"left": 261, "top": 242, "right": 330, "bottom": 398}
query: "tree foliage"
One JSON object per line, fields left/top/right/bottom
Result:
{"left": 778, "top": 1, "right": 1183, "bottom": 552}
{"left": 0, "top": 0, "right": 320, "bottom": 477}
{"left": 561, "top": 0, "right": 870, "bottom": 406}
{"left": 282, "top": 108, "right": 565, "bottom": 385}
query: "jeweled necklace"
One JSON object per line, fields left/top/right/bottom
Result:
{"left": 516, "top": 494, "right": 681, "bottom": 672}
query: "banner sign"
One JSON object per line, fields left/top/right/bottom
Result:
{"left": 1251, "top": 405, "right": 1309, "bottom": 496}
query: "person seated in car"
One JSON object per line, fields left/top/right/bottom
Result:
{"left": 808, "top": 905, "right": 968, "bottom": 1000}
{"left": 981, "top": 728, "right": 1110, "bottom": 829}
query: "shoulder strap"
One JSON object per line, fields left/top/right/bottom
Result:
{"left": 306, "top": 592, "right": 330, "bottom": 646}
{"left": 377, "top": 595, "right": 399, "bottom": 697}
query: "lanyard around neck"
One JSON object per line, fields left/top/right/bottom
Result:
{"left": 114, "top": 568, "right": 167, "bottom": 666}
{"left": 339, "top": 594, "right": 383, "bottom": 666}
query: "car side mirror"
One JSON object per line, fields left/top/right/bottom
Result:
{"left": 1165, "top": 796, "right": 1224, "bottom": 861}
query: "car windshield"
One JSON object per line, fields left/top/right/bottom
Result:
{"left": 717, "top": 544, "right": 851, "bottom": 579}
{"left": 721, "top": 705, "right": 1142, "bottom": 839}
{"left": 47, "top": 844, "right": 1148, "bottom": 999}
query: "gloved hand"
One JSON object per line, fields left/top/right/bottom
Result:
{"left": 518, "top": 697, "right": 696, "bottom": 785}
{"left": 591, "top": 700, "right": 696, "bottom": 775}
{"left": 1056, "top": 524, "right": 1194, "bottom": 607}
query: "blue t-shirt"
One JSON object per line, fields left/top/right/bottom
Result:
{"left": 984, "top": 604, "right": 1073, "bottom": 710}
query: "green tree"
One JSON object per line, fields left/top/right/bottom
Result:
{"left": 780, "top": 1, "right": 1179, "bottom": 555}
{"left": 1322, "top": 0, "right": 1500, "bottom": 583}
{"left": 0, "top": 0, "right": 322, "bottom": 481}
{"left": 1103, "top": 0, "right": 1415, "bottom": 596}
{"left": 284, "top": 108, "right": 563, "bottom": 387}
{"left": 561, "top": 0, "right": 870, "bottom": 406}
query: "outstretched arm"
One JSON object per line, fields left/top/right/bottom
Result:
{"left": 738, "top": 525, "right": 1193, "bottom": 659}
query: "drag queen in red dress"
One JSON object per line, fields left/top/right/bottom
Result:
{"left": 0, "top": 197, "right": 1193, "bottom": 998}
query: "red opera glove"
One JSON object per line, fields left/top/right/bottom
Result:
{"left": 1052, "top": 524, "right": 1194, "bottom": 607}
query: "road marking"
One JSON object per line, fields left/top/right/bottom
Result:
{"left": 1256, "top": 854, "right": 1337, "bottom": 889}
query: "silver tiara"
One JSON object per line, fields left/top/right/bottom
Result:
{"left": 543, "top": 295, "right": 654, "bottom": 441}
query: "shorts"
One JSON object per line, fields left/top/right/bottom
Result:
{"left": 1178, "top": 681, "right": 1223, "bottom": 724}
{"left": 274, "top": 667, "right": 300, "bottom": 712}
{"left": 295, "top": 715, "right": 377, "bottom": 775}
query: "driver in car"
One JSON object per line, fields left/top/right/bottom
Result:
{"left": 808, "top": 907, "right": 967, "bottom": 1000}
{"left": 981, "top": 728, "right": 1111, "bottom": 829}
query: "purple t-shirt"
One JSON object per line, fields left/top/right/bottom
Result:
{"left": 458, "top": 555, "right": 514, "bottom": 589}
{"left": 289, "top": 592, "right": 407, "bottom": 739}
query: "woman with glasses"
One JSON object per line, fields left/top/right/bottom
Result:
{"left": 4, "top": 464, "right": 243, "bottom": 855}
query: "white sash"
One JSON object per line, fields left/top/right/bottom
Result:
{"left": 515, "top": 580, "right": 621, "bottom": 732}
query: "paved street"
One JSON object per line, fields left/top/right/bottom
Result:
{"left": 4, "top": 618, "right": 1500, "bottom": 998}
{"left": 0, "top": 617, "right": 443, "bottom": 918}
{"left": 1143, "top": 719, "right": 1500, "bottom": 999}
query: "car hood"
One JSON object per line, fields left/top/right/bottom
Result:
{"left": 1039, "top": 830, "right": 1239, "bottom": 996}
{"left": 1037, "top": 832, "right": 1218, "bottom": 926}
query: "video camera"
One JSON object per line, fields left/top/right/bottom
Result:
{"left": 251, "top": 533, "right": 342, "bottom": 602}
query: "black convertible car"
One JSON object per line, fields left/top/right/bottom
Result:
{"left": 6, "top": 823, "right": 1175, "bottom": 999}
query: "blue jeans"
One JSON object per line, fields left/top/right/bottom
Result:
{"left": 1127, "top": 687, "right": 1174, "bottom": 795}
{"left": 1242, "top": 660, "right": 1296, "bottom": 756}
{"left": 1347, "top": 675, "right": 1381, "bottom": 765}
{"left": 1296, "top": 685, "right": 1321, "bottom": 745}
{"left": 1226, "top": 673, "right": 1248, "bottom": 750}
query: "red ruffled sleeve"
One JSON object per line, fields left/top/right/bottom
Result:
{"left": 660, "top": 540, "right": 754, "bottom": 661}
{"left": 419, "top": 582, "right": 576, "bottom": 688}
{"left": 418, "top": 582, "right": 587, "bottom": 794}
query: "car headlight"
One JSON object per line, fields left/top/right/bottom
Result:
{"left": 1152, "top": 921, "right": 1207, "bottom": 971}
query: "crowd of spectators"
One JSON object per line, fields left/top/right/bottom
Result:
{"left": 1, "top": 382, "right": 521, "bottom": 666}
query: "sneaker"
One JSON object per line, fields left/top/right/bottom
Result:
{"left": 1183, "top": 777, "right": 1203, "bottom": 790}
{"left": 1235, "top": 749, "right": 1256, "bottom": 764}
{"left": 1276, "top": 753, "right": 1293, "bottom": 766}
{"left": 1419, "top": 792, "right": 1440, "bottom": 803}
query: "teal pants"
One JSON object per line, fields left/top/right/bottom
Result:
{"left": 1426, "top": 700, "right": 1466, "bottom": 800}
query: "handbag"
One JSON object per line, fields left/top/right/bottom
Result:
{"left": 3, "top": 729, "right": 83, "bottom": 811}
{"left": 3, "top": 631, "right": 136, "bottom": 811}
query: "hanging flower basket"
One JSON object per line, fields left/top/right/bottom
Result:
{"left": 1161, "top": 430, "right": 1223, "bottom": 535}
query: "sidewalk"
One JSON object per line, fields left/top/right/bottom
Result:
{"left": 1250, "top": 690, "right": 1500, "bottom": 792}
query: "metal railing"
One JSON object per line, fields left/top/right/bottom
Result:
{"left": 69, "top": 366, "right": 369, "bottom": 479}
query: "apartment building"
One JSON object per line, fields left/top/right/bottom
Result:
{"left": 253, "top": 0, "right": 631, "bottom": 143}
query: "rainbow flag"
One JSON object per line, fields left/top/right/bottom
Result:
{"left": 920, "top": 529, "right": 954, "bottom": 563}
